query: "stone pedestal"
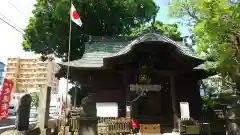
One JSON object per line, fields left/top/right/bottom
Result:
{"left": 79, "top": 94, "right": 98, "bottom": 135}
{"left": 41, "top": 128, "right": 51, "bottom": 135}
{"left": 225, "top": 94, "right": 240, "bottom": 135}
{"left": 78, "top": 117, "right": 98, "bottom": 135}
{"left": 37, "top": 86, "right": 51, "bottom": 135}
{"left": 227, "top": 106, "right": 240, "bottom": 135}
{"left": 58, "top": 126, "right": 72, "bottom": 135}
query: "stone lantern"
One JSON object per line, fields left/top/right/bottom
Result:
{"left": 224, "top": 90, "right": 240, "bottom": 135}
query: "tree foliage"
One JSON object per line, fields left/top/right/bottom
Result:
{"left": 200, "top": 76, "right": 237, "bottom": 111}
{"left": 68, "top": 85, "right": 88, "bottom": 107}
{"left": 23, "top": 0, "right": 158, "bottom": 61}
{"left": 127, "top": 20, "right": 182, "bottom": 41}
{"left": 169, "top": 0, "right": 240, "bottom": 81}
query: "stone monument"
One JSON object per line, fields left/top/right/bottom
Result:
{"left": 0, "top": 94, "right": 42, "bottom": 135}
{"left": 15, "top": 94, "right": 32, "bottom": 131}
{"left": 37, "top": 86, "right": 51, "bottom": 135}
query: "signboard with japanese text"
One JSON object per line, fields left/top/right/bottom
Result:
{"left": 129, "top": 84, "right": 162, "bottom": 92}
{"left": 0, "top": 79, "right": 13, "bottom": 120}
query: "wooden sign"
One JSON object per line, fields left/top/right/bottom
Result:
{"left": 129, "top": 84, "right": 162, "bottom": 92}
{"left": 139, "top": 124, "right": 160, "bottom": 134}
{"left": 185, "top": 125, "right": 200, "bottom": 134}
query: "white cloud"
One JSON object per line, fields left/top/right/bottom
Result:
{"left": 0, "top": 0, "right": 36, "bottom": 64}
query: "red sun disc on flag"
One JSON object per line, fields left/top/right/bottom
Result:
{"left": 72, "top": 11, "right": 80, "bottom": 20}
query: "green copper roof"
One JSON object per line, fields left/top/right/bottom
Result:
{"left": 109, "top": 33, "right": 198, "bottom": 58}
{"left": 60, "top": 33, "right": 203, "bottom": 68}
{"left": 85, "top": 41, "right": 131, "bottom": 53}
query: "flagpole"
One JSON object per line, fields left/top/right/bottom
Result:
{"left": 64, "top": 0, "right": 72, "bottom": 125}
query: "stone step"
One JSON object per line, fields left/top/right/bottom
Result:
{"left": 138, "top": 132, "right": 179, "bottom": 135}
{"left": 58, "top": 132, "right": 72, "bottom": 135}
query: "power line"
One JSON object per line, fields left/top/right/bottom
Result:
{"left": 0, "top": 16, "right": 24, "bottom": 34}
{"left": 0, "top": 0, "right": 25, "bottom": 34}
{"left": 7, "top": 0, "right": 25, "bottom": 16}
{"left": 0, "top": 12, "right": 24, "bottom": 32}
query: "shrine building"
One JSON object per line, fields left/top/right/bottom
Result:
{"left": 56, "top": 33, "right": 212, "bottom": 131}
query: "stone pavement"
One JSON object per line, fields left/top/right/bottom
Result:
{"left": 138, "top": 132, "right": 179, "bottom": 135}
{"left": 0, "top": 127, "right": 40, "bottom": 135}
{"left": 162, "top": 132, "right": 179, "bottom": 135}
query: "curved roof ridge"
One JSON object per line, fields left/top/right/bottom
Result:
{"left": 152, "top": 33, "right": 200, "bottom": 58}
{"left": 59, "top": 32, "right": 204, "bottom": 68}
{"left": 110, "top": 32, "right": 202, "bottom": 60}
{"left": 110, "top": 34, "right": 145, "bottom": 57}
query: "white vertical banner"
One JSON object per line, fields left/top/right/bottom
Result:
{"left": 180, "top": 102, "right": 190, "bottom": 119}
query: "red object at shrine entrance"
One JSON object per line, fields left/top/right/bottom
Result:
{"left": 0, "top": 79, "right": 13, "bottom": 120}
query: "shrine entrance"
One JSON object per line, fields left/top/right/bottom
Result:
{"left": 56, "top": 33, "right": 211, "bottom": 132}
{"left": 129, "top": 72, "right": 172, "bottom": 125}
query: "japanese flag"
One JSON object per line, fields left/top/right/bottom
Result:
{"left": 70, "top": 4, "right": 82, "bottom": 27}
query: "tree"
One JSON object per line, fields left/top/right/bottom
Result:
{"left": 23, "top": 0, "right": 158, "bottom": 61}
{"left": 68, "top": 85, "right": 88, "bottom": 107}
{"left": 169, "top": 0, "right": 240, "bottom": 82}
{"left": 127, "top": 20, "right": 182, "bottom": 41}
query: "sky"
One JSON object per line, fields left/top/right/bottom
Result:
{"left": 0, "top": 0, "right": 36, "bottom": 64}
{"left": 155, "top": 0, "right": 190, "bottom": 36}
{"left": 0, "top": 0, "right": 190, "bottom": 95}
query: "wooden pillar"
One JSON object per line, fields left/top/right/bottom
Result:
{"left": 118, "top": 82, "right": 127, "bottom": 117}
{"left": 118, "top": 101, "right": 126, "bottom": 117}
{"left": 118, "top": 87, "right": 126, "bottom": 117}
{"left": 130, "top": 100, "right": 138, "bottom": 119}
{"left": 118, "top": 69, "right": 131, "bottom": 117}
{"left": 170, "top": 74, "right": 179, "bottom": 131}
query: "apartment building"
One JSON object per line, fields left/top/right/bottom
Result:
{"left": 6, "top": 57, "right": 59, "bottom": 93}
